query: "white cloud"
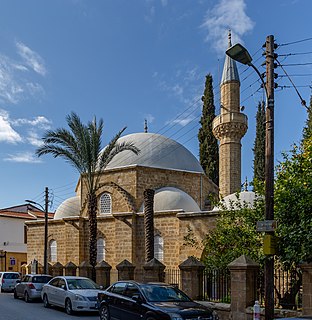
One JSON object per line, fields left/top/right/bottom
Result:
{"left": 202, "top": 0, "right": 255, "bottom": 54}
{"left": 0, "top": 52, "right": 45, "bottom": 105}
{"left": 0, "top": 109, "right": 22, "bottom": 143}
{"left": 161, "top": 0, "right": 168, "bottom": 6}
{"left": 171, "top": 116, "right": 195, "bottom": 126}
{"left": 16, "top": 42, "right": 47, "bottom": 76}
{"left": 144, "top": 113, "right": 155, "bottom": 124}
{"left": 12, "top": 115, "right": 51, "bottom": 129}
{"left": 3, "top": 151, "right": 42, "bottom": 163}
{"left": 26, "top": 131, "right": 43, "bottom": 147}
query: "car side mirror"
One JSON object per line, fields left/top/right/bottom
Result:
{"left": 132, "top": 294, "right": 143, "bottom": 303}
{"left": 61, "top": 285, "right": 67, "bottom": 290}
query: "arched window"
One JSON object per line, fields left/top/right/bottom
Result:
{"left": 49, "top": 240, "right": 57, "bottom": 262}
{"left": 100, "top": 193, "right": 112, "bottom": 214}
{"left": 154, "top": 235, "right": 164, "bottom": 261}
{"left": 97, "top": 238, "right": 106, "bottom": 262}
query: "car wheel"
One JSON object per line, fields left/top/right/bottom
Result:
{"left": 65, "top": 298, "right": 73, "bottom": 315}
{"left": 13, "top": 289, "right": 18, "bottom": 299}
{"left": 99, "top": 305, "right": 110, "bottom": 320}
{"left": 43, "top": 294, "right": 50, "bottom": 308}
{"left": 24, "top": 291, "right": 31, "bottom": 303}
{"left": 146, "top": 317, "right": 156, "bottom": 320}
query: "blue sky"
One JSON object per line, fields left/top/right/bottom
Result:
{"left": 0, "top": 0, "right": 311, "bottom": 211}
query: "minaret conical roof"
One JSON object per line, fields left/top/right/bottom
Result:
{"left": 221, "top": 31, "right": 240, "bottom": 85}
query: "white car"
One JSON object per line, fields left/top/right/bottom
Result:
{"left": 0, "top": 272, "right": 20, "bottom": 292}
{"left": 41, "top": 276, "right": 103, "bottom": 315}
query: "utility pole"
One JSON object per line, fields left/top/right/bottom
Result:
{"left": 44, "top": 187, "right": 49, "bottom": 275}
{"left": 264, "top": 34, "right": 276, "bottom": 320}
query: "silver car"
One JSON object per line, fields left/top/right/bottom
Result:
{"left": 14, "top": 274, "right": 52, "bottom": 302}
{"left": 0, "top": 272, "right": 20, "bottom": 292}
{"left": 41, "top": 276, "right": 103, "bottom": 315}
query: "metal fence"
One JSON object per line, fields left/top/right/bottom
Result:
{"left": 257, "top": 267, "right": 302, "bottom": 309}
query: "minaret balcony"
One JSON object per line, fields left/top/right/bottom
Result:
{"left": 212, "top": 112, "right": 248, "bottom": 140}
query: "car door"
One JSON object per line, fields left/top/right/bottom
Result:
{"left": 16, "top": 275, "right": 29, "bottom": 297}
{"left": 120, "top": 283, "right": 144, "bottom": 320}
{"left": 106, "top": 282, "right": 127, "bottom": 319}
{"left": 45, "top": 278, "right": 60, "bottom": 305}
{"left": 54, "top": 278, "right": 67, "bottom": 307}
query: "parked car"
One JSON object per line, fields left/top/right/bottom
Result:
{"left": 0, "top": 272, "right": 20, "bottom": 292}
{"left": 14, "top": 274, "right": 52, "bottom": 302}
{"left": 41, "top": 276, "right": 103, "bottom": 315}
{"left": 97, "top": 281, "right": 218, "bottom": 320}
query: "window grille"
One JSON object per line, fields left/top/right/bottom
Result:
{"left": 100, "top": 193, "right": 112, "bottom": 214}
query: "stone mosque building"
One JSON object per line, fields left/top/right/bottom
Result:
{"left": 26, "top": 34, "right": 248, "bottom": 273}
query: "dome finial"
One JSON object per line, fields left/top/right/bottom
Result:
{"left": 228, "top": 29, "right": 232, "bottom": 48}
{"left": 243, "top": 177, "right": 248, "bottom": 191}
{"left": 144, "top": 119, "right": 148, "bottom": 133}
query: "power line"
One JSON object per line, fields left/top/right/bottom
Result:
{"left": 278, "top": 37, "right": 312, "bottom": 47}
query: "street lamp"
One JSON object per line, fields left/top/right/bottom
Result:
{"left": 226, "top": 37, "right": 276, "bottom": 320}
{"left": 26, "top": 194, "right": 49, "bottom": 275}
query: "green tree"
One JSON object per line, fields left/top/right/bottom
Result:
{"left": 198, "top": 74, "right": 219, "bottom": 185}
{"left": 36, "top": 112, "right": 139, "bottom": 279}
{"left": 201, "top": 195, "right": 264, "bottom": 269}
{"left": 253, "top": 101, "right": 265, "bottom": 187}
{"left": 275, "top": 133, "right": 312, "bottom": 267}
{"left": 302, "top": 95, "right": 312, "bottom": 141}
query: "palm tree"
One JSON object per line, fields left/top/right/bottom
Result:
{"left": 36, "top": 112, "right": 140, "bottom": 280}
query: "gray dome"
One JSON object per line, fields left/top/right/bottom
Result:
{"left": 213, "top": 191, "right": 257, "bottom": 211}
{"left": 105, "top": 133, "right": 204, "bottom": 173}
{"left": 140, "top": 187, "right": 200, "bottom": 212}
{"left": 54, "top": 196, "right": 80, "bottom": 220}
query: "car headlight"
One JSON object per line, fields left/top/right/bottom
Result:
{"left": 168, "top": 313, "right": 183, "bottom": 320}
{"left": 74, "top": 294, "right": 86, "bottom": 301}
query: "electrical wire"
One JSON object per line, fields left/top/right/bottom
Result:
{"left": 278, "top": 37, "right": 312, "bottom": 47}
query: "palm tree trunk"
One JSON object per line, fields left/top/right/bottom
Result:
{"left": 144, "top": 189, "right": 155, "bottom": 262}
{"left": 88, "top": 191, "right": 97, "bottom": 281}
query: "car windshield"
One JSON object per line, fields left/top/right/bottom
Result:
{"left": 141, "top": 284, "right": 191, "bottom": 302}
{"left": 67, "top": 278, "right": 100, "bottom": 290}
{"left": 32, "top": 276, "right": 52, "bottom": 283}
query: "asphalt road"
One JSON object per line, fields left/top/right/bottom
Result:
{"left": 0, "top": 292, "right": 99, "bottom": 320}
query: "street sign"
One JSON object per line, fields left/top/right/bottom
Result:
{"left": 256, "top": 220, "right": 277, "bottom": 232}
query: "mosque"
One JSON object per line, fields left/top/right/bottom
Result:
{"left": 26, "top": 33, "right": 250, "bottom": 273}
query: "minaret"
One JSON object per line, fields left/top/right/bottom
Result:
{"left": 212, "top": 31, "right": 248, "bottom": 197}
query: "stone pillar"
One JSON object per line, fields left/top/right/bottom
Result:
{"left": 143, "top": 258, "right": 165, "bottom": 282}
{"left": 79, "top": 261, "right": 93, "bottom": 279}
{"left": 47, "top": 262, "right": 53, "bottom": 275}
{"left": 96, "top": 261, "right": 112, "bottom": 288}
{"left": 52, "top": 262, "right": 64, "bottom": 277}
{"left": 300, "top": 262, "right": 312, "bottom": 316}
{"left": 116, "top": 260, "right": 135, "bottom": 281}
{"left": 64, "top": 262, "right": 77, "bottom": 276}
{"left": 228, "top": 255, "right": 259, "bottom": 320}
{"left": 179, "top": 256, "right": 205, "bottom": 300}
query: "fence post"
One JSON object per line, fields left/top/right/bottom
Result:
{"left": 143, "top": 258, "right": 166, "bottom": 282}
{"left": 95, "top": 261, "right": 112, "bottom": 288}
{"left": 228, "top": 255, "right": 259, "bottom": 320}
{"left": 300, "top": 262, "right": 312, "bottom": 316}
{"left": 179, "top": 256, "right": 205, "bottom": 300}
{"left": 116, "top": 259, "right": 135, "bottom": 281}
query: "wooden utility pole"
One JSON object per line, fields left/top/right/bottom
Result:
{"left": 264, "top": 34, "right": 275, "bottom": 320}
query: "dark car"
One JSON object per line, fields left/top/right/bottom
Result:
{"left": 97, "top": 281, "right": 218, "bottom": 320}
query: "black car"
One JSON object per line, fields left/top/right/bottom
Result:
{"left": 97, "top": 281, "right": 218, "bottom": 320}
